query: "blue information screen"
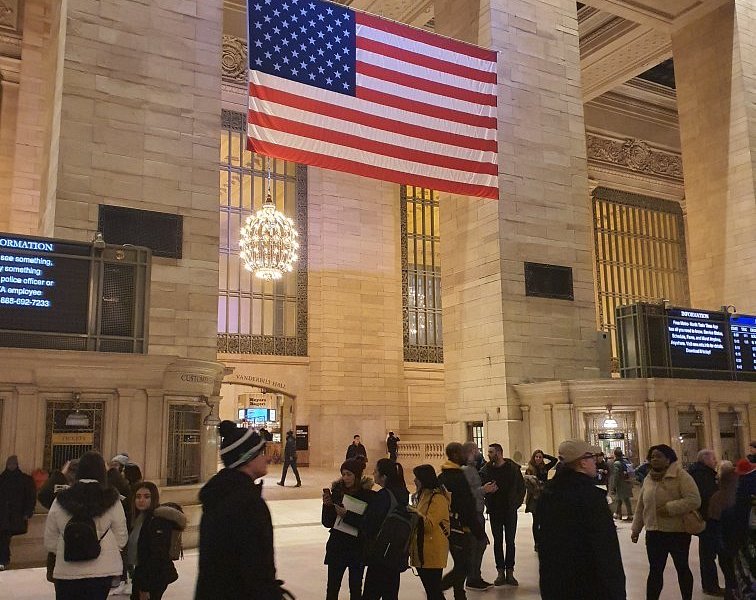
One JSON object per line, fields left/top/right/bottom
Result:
{"left": 730, "top": 314, "right": 756, "bottom": 372}
{"left": 0, "top": 235, "right": 91, "bottom": 334}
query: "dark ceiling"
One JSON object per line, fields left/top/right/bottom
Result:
{"left": 637, "top": 58, "right": 676, "bottom": 89}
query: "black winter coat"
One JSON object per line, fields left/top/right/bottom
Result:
{"left": 345, "top": 443, "right": 368, "bottom": 462}
{"left": 536, "top": 468, "right": 626, "bottom": 600}
{"left": 284, "top": 437, "right": 297, "bottom": 462}
{"left": 196, "top": 469, "right": 285, "bottom": 600}
{"left": 479, "top": 459, "right": 526, "bottom": 515}
{"left": 688, "top": 462, "right": 718, "bottom": 519}
{"left": 133, "top": 505, "right": 187, "bottom": 592}
{"left": 437, "top": 461, "right": 485, "bottom": 538}
{"left": 0, "top": 468, "right": 36, "bottom": 535}
{"left": 322, "top": 477, "right": 374, "bottom": 564}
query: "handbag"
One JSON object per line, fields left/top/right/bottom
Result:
{"left": 682, "top": 509, "right": 705, "bottom": 535}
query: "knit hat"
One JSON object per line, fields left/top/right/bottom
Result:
{"left": 111, "top": 454, "right": 129, "bottom": 467}
{"left": 558, "top": 439, "right": 601, "bottom": 464}
{"left": 340, "top": 458, "right": 365, "bottom": 479}
{"left": 219, "top": 421, "right": 266, "bottom": 469}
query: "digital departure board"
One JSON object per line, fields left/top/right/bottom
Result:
{"left": 0, "top": 235, "right": 91, "bottom": 334}
{"left": 730, "top": 314, "right": 756, "bottom": 372}
{"left": 667, "top": 308, "right": 729, "bottom": 372}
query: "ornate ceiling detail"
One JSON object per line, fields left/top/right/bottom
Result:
{"left": 0, "top": 0, "right": 17, "bottom": 31}
{"left": 222, "top": 34, "right": 247, "bottom": 84}
{"left": 586, "top": 134, "right": 682, "bottom": 181}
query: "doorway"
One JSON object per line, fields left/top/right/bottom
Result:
{"left": 585, "top": 411, "right": 639, "bottom": 464}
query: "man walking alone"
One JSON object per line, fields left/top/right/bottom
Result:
{"left": 278, "top": 431, "right": 302, "bottom": 487}
{"left": 479, "top": 443, "right": 525, "bottom": 586}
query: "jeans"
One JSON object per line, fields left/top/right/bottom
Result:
{"left": 417, "top": 568, "right": 444, "bottom": 600}
{"left": 490, "top": 510, "right": 518, "bottom": 569}
{"left": 54, "top": 576, "right": 113, "bottom": 600}
{"left": 441, "top": 531, "right": 472, "bottom": 599}
{"left": 466, "top": 515, "right": 487, "bottom": 581}
{"left": 645, "top": 530, "right": 693, "bottom": 600}
{"left": 280, "top": 459, "right": 301, "bottom": 485}
{"left": 362, "top": 564, "right": 400, "bottom": 600}
{"left": 326, "top": 559, "right": 365, "bottom": 600}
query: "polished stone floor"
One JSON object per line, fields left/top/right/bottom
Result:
{"left": 0, "top": 493, "right": 718, "bottom": 600}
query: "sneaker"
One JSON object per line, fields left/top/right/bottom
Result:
{"left": 466, "top": 579, "right": 493, "bottom": 591}
{"left": 504, "top": 569, "right": 519, "bottom": 586}
{"left": 0, "top": 564, "right": 5, "bottom": 571}
{"left": 276, "top": 482, "right": 284, "bottom": 487}
{"left": 122, "top": 583, "right": 132, "bottom": 595}
{"left": 108, "top": 582, "right": 127, "bottom": 596}
{"left": 295, "top": 482, "right": 301, "bottom": 487}
{"left": 494, "top": 569, "right": 506, "bottom": 586}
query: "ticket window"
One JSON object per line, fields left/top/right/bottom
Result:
{"left": 677, "top": 411, "right": 703, "bottom": 467}
{"left": 585, "top": 411, "right": 639, "bottom": 464}
{"left": 719, "top": 411, "right": 743, "bottom": 462}
{"left": 45, "top": 401, "right": 104, "bottom": 472}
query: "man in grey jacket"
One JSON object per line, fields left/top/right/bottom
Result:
{"left": 462, "top": 442, "right": 496, "bottom": 590}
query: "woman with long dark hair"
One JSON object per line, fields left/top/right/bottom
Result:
{"left": 409, "top": 464, "right": 450, "bottom": 600}
{"left": 126, "top": 481, "right": 186, "bottom": 600}
{"left": 631, "top": 444, "right": 701, "bottom": 600}
{"left": 524, "top": 449, "right": 557, "bottom": 549}
{"left": 43, "top": 451, "right": 128, "bottom": 600}
{"left": 322, "top": 458, "right": 374, "bottom": 600}
{"left": 362, "top": 458, "right": 410, "bottom": 600}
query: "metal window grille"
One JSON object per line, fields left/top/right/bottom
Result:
{"left": 217, "top": 110, "right": 308, "bottom": 356}
{"left": 401, "top": 185, "right": 443, "bottom": 363}
{"left": 592, "top": 188, "right": 689, "bottom": 366}
{"left": 167, "top": 404, "right": 203, "bottom": 486}
{"left": 44, "top": 401, "right": 105, "bottom": 472}
{"left": 468, "top": 422, "right": 484, "bottom": 451}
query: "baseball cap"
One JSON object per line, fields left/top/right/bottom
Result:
{"left": 558, "top": 439, "right": 602, "bottom": 464}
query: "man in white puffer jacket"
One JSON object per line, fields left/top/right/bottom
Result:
{"left": 44, "top": 451, "right": 128, "bottom": 600}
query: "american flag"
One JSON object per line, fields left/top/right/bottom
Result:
{"left": 247, "top": 0, "right": 499, "bottom": 199}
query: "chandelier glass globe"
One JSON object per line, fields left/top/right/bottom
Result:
{"left": 239, "top": 192, "right": 299, "bottom": 280}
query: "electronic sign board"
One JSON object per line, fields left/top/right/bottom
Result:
{"left": 730, "top": 314, "right": 756, "bottom": 373}
{"left": 666, "top": 308, "right": 729, "bottom": 372}
{"left": 0, "top": 235, "right": 91, "bottom": 334}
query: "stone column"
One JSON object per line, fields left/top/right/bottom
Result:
{"left": 0, "top": 78, "right": 20, "bottom": 230}
{"left": 435, "top": 0, "right": 598, "bottom": 456}
{"left": 201, "top": 395, "right": 222, "bottom": 483}
{"left": 552, "top": 403, "right": 574, "bottom": 445}
{"left": 143, "top": 389, "right": 165, "bottom": 484}
{"left": 645, "top": 400, "right": 669, "bottom": 446}
{"left": 708, "top": 406, "right": 722, "bottom": 460}
{"left": 672, "top": 1, "right": 756, "bottom": 309}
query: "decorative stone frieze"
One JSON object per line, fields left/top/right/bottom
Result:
{"left": 0, "top": 0, "right": 18, "bottom": 31}
{"left": 586, "top": 134, "right": 683, "bottom": 181}
{"left": 222, "top": 35, "right": 247, "bottom": 84}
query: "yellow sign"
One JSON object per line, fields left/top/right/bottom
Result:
{"left": 52, "top": 432, "right": 94, "bottom": 445}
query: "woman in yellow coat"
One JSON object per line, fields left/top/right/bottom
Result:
{"left": 410, "top": 464, "right": 451, "bottom": 600}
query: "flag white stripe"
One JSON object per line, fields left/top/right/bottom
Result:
{"left": 252, "top": 72, "right": 497, "bottom": 140}
{"left": 249, "top": 124, "right": 499, "bottom": 187}
{"left": 357, "top": 24, "right": 497, "bottom": 74}
{"left": 356, "top": 49, "right": 497, "bottom": 96}
{"left": 250, "top": 96, "right": 498, "bottom": 164}
{"left": 357, "top": 73, "right": 497, "bottom": 119}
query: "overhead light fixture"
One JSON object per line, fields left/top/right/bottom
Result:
{"left": 602, "top": 405, "right": 618, "bottom": 430}
{"left": 65, "top": 392, "right": 90, "bottom": 428}
{"left": 239, "top": 159, "right": 299, "bottom": 280}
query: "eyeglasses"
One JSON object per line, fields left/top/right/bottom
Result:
{"left": 581, "top": 453, "right": 601, "bottom": 461}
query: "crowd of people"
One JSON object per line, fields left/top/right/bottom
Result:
{"left": 0, "top": 431, "right": 754, "bottom": 600}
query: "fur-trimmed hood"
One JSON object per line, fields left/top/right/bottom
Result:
{"left": 153, "top": 505, "right": 187, "bottom": 531}
{"left": 330, "top": 475, "right": 374, "bottom": 493}
{"left": 56, "top": 480, "right": 121, "bottom": 518}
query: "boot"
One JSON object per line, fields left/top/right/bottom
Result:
{"left": 494, "top": 568, "right": 506, "bottom": 586}
{"left": 504, "top": 568, "right": 519, "bottom": 586}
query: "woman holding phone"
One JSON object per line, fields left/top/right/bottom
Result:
{"left": 321, "top": 458, "right": 374, "bottom": 600}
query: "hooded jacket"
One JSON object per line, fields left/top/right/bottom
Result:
{"left": 196, "top": 468, "right": 284, "bottom": 600}
{"left": 322, "top": 476, "right": 375, "bottom": 564}
{"left": 437, "top": 460, "right": 485, "bottom": 538}
{"left": 631, "top": 461, "right": 701, "bottom": 536}
{"left": 43, "top": 480, "right": 128, "bottom": 580}
{"left": 536, "top": 467, "right": 626, "bottom": 600}
{"left": 132, "top": 504, "right": 187, "bottom": 592}
{"left": 409, "top": 487, "right": 450, "bottom": 569}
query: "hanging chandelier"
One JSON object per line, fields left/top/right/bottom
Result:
{"left": 602, "top": 405, "right": 618, "bottom": 430}
{"left": 239, "top": 164, "right": 299, "bottom": 280}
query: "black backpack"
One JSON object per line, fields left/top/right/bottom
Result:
{"left": 365, "top": 490, "right": 417, "bottom": 572}
{"left": 63, "top": 513, "right": 109, "bottom": 562}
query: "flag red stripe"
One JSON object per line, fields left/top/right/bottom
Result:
{"left": 248, "top": 137, "right": 499, "bottom": 199}
{"left": 249, "top": 82, "right": 498, "bottom": 153}
{"left": 358, "top": 61, "right": 497, "bottom": 107}
{"left": 356, "top": 37, "right": 497, "bottom": 84}
{"left": 248, "top": 111, "right": 498, "bottom": 176}
{"left": 355, "top": 11, "right": 497, "bottom": 63}
{"left": 355, "top": 87, "right": 496, "bottom": 129}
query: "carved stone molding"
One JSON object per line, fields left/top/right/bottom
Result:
{"left": 586, "top": 134, "right": 683, "bottom": 181}
{"left": 222, "top": 35, "right": 247, "bottom": 84}
{"left": 0, "top": 0, "right": 18, "bottom": 31}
